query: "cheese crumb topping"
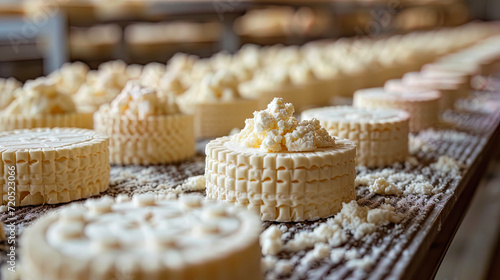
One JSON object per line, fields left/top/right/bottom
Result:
{"left": 179, "top": 70, "right": 241, "bottom": 104}
{"left": 3, "top": 78, "right": 76, "bottom": 115}
{"left": 109, "top": 80, "right": 178, "bottom": 119}
{"left": 234, "top": 98, "right": 335, "bottom": 152}
{"left": 0, "top": 78, "right": 21, "bottom": 110}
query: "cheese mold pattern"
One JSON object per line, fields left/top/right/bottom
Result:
{"left": 0, "top": 128, "right": 109, "bottom": 206}
{"left": 301, "top": 106, "right": 409, "bottom": 167}
{"left": 20, "top": 194, "right": 263, "bottom": 280}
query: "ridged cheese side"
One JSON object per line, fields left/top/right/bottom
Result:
{"left": 301, "top": 106, "right": 409, "bottom": 167}
{"left": 205, "top": 136, "right": 356, "bottom": 222}
{"left": 0, "top": 113, "right": 93, "bottom": 130}
{"left": 94, "top": 109, "right": 195, "bottom": 165}
{"left": 353, "top": 88, "right": 440, "bottom": 132}
{"left": 0, "top": 128, "right": 109, "bottom": 206}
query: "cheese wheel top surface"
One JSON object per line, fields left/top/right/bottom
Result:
{"left": 0, "top": 128, "right": 107, "bottom": 150}
{"left": 355, "top": 87, "right": 441, "bottom": 102}
{"left": 302, "top": 106, "right": 409, "bottom": 124}
{"left": 43, "top": 195, "right": 260, "bottom": 262}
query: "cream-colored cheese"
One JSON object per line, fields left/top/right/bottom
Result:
{"left": 48, "top": 62, "right": 89, "bottom": 95}
{"left": 239, "top": 68, "right": 309, "bottom": 111}
{"left": 260, "top": 225, "right": 283, "bottom": 255}
{"left": 0, "top": 128, "right": 109, "bottom": 206}
{"left": 20, "top": 194, "right": 263, "bottom": 280}
{"left": 302, "top": 106, "right": 409, "bottom": 167}
{"left": 1, "top": 78, "right": 93, "bottom": 130}
{"left": 369, "top": 178, "right": 402, "bottom": 196}
{"left": 180, "top": 175, "right": 206, "bottom": 191}
{"left": 4, "top": 78, "right": 76, "bottom": 115}
{"left": 234, "top": 98, "right": 335, "bottom": 152}
{"left": 282, "top": 201, "right": 403, "bottom": 254}
{"left": 177, "top": 71, "right": 258, "bottom": 139}
{"left": 109, "top": 80, "right": 177, "bottom": 119}
{"left": 205, "top": 135, "right": 356, "bottom": 222}
{"left": 0, "top": 78, "right": 22, "bottom": 110}
{"left": 353, "top": 88, "right": 440, "bottom": 132}
{"left": 94, "top": 81, "right": 194, "bottom": 164}
{"left": 180, "top": 70, "right": 241, "bottom": 103}
{"left": 73, "top": 75, "right": 121, "bottom": 113}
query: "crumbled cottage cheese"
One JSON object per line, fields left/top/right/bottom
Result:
{"left": 357, "top": 167, "right": 441, "bottom": 195}
{"left": 259, "top": 201, "right": 404, "bottom": 271}
{"left": 430, "top": 155, "right": 461, "bottom": 174}
{"left": 0, "top": 78, "right": 21, "bottom": 110}
{"left": 180, "top": 70, "right": 241, "bottom": 103}
{"left": 233, "top": 98, "right": 335, "bottom": 152}
{"left": 110, "top": 80, "right": 178, "bottom": 119}
{"left": 260, "top": 225, "right": 283, "bottom": 255}
{"left": 281, "top": 201, "right": 403, "bottom": 254}
{"left": 369, "top": 178, "right": 402, "bottom": 196}
{"left": 3, "top": 78, "right": 76, "bottom": 115}
{"left": 180, "top": 175, "right": 206, "bottom": 191}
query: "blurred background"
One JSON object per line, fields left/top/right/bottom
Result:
{"left": 0, "top": 0, "right": 498, "bottom": 81}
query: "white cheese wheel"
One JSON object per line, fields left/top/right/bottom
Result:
{"left": 93, "top": 108, "right": 195, "bottom": 165}
{"left": 180, "top": 99, "right": 259, "bottom": 139}
{"left": 0, "top": 112, "right": 93, "bottom": 131}
{"left": 301, "top": 106, "right": 409, "bottom": 167}
{"left": 0, "top": 128, "right": 109, "bottom": 206}
{"left": 353, "top": 88, "right": 440, "bottom": 132}
{"left": 205, "top": 136, "right": 356, "bottom": 222}
{"left": 20, "top": 194, "right": 262, "bottom": 280}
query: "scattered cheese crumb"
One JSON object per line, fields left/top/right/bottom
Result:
{"left": 430, "top": 155, "right": 461, "bottom": 174}
{"left": 282, "top": 201, "right": 403, "bottom": 254}
{"left": 275, "top": 260, "right": 294, "bottom": 275}
{"left": 261, "top": 256, "right": 278, "bottom": 273}
{"left": 180, "top": 175, "right": 206, "bottom": 191}
{"left": 369, "top": 178, "right": 402, "bottom": 196}
{"left": 404, "top": 182, "right": 434, "bottom": 195}
{"left": 346, "top": 256, "right": 374, "bottom": 270}
{"left": 260, "top": 225, "right": 283, "bottom": 255}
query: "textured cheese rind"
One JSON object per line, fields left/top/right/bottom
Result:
{"left": 0, "top": 112, "right": 93, "bottom": 131}
{"left": 20, "top": 195, "right": 262, "bottom": 280}
{"left": 94, "top": 108, "right": 195, "bottom": 164}
{"left": 301, "top": 106, "right": 409, "bottom": 167}
{"left": 205, "top": 136, "right": 356, "bottom": 222}
{"left": 181, "top": 99, "right": 259, "bottom": 139}
{"left": 353, "top": 88, "right": 440, "bottom": 132}
{"left": 0, "top": 128, "right": 109, "bottom": 206}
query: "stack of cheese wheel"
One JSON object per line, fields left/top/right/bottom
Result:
{"left": 205, "top": 98, "right": 356, "bottom": 222}
{"left": 20, "top": 194, "right": 262, "bottom": 280}
{"left": 0, "top": 128, "right": 109, "bottom": 206}
{"left": 94, "top": 81, "right": 195, "bottom": 165}
{"left": 302, "top": 106, "right": 409, "bottom": 167}
{"left": 353, "top": 88, "right": 440, "bottom": 132}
